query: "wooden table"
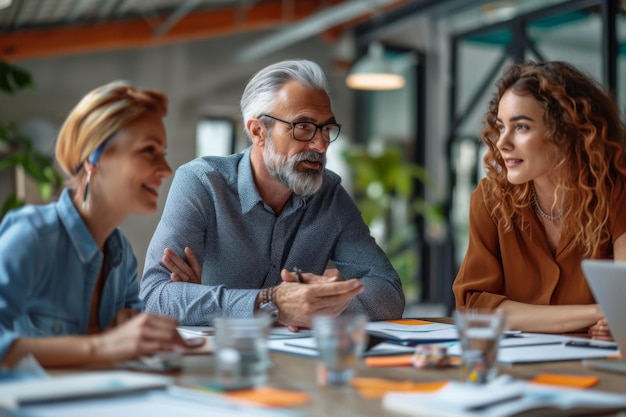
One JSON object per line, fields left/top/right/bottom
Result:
{"left": 169, "top": 349, "right": 626, "bottom": 417}
{"left": 42, "top": 318, "right": 626, "bottom": 417}
{"left": 172, "top": 318, "right": 626, "bottom": 417}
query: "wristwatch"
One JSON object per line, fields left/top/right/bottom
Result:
{"left": 258, "top": 287, "right": 279, "bottom": 322}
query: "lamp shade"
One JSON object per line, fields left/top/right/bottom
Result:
{"left": 345, "top": 42, "right": 405, "bottom": 91}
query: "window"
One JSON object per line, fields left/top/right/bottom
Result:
{"left": 196, "top": 117, "right": 235, "bottom": 157}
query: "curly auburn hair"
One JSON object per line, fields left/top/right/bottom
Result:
{"left": 482, "top": 60, "right": 626, "bottom": 257}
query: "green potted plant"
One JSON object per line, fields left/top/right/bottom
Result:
{"left": 0, "top": 60, "right": 62, "bottom": 220}
{"left": 341, "top": 145, "right": 443, "bottom": 303}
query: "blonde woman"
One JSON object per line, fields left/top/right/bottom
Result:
{"left": 453, "top": 61, "right": 626, "bottom": 339}
{"left": 0, "top": 81, "right": 201, "bottom": 367}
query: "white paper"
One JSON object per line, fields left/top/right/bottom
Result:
{"left": 497, "top": 343, "right": 618, "bottom": 364}
{"left": 178, "top": 326, "right": 214, "bottom": 335}
{"left": 177, "top": 326, "right": 312, "bottom": 340}
{"left": 366, "top": 320, "right": 458, "bottom": 342}
{"left": 447, "top": 333, "right": 619, "bottom": 364}
{"left": 383, "top": 379, "right": 626, "bottom": 417}
{"left": 17, "top": 386, "right": 306, "bottom": 417}
{"left": 366, "top": 321, "right": 453, "bottom": 333}
{"left": 268, "top": 336, "right": 415, "bottom": 357}
{"left": 268, "top": 337, "right": 318, "bottom": 357}
{"left": 0, "top": 371, "right": 172, "bottom": 409}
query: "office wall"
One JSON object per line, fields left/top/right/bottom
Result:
{"left": 0, "top": 32, "right": 356, "bottom": 276}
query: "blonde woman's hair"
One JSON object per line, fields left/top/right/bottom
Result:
{"left": 55, "top": 81, "right": 168, "bottom": 181}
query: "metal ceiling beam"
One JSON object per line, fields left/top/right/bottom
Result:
{"left": 67, "top": 0, "right": 99, "bottom": 21}
{"left": 96, "top": 0, "right": 125, "bottom": 19}
{"left": 153, "top": 0, "right": 201, "bottom": 37}
{"left": 0, "top": 0, "right": 328, "bottom": 61}
{"left": 235, "top": 0, "right": 406, "bottom": 62}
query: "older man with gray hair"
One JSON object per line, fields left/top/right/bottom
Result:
{"left": 140, "top": 59, "right": 405, "bottom": 329}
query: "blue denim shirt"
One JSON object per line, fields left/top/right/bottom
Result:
{"left": 140, "top": 146, "right": 405, "bottom": 324}
{"left": 0, "top": 188, "right": 143, "bottom": 361}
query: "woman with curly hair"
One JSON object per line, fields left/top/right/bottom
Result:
{"left": 453, "top": 61, "right": 626, "bottom": 338}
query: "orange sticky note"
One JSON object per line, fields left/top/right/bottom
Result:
{"left": 386, "top": 319, "right": 432, "bottom": 325}
{"left": 531, "top": 373, "right": 599, "bottom": 389}
{"left": 366, "top": 354, "right": 414, "bottom": 367}
{"left": 226, "top": 387, "right": 311, "bottom": 407}
{"left": 351, "top": 377, "right": 447, "bottom": 399}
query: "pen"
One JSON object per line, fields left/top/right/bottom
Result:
{"left": 500, "top": 341, "right": 562, "bottom": 349}
{"left": 564, "top": 340, "right": 618, "bottom": 350}
{"left": 292, "top": 267, "right": 303, "bottom": 284}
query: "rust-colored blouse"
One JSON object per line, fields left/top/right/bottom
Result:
{"left": 453, "top": 179, "right": 626, "bottom": 309}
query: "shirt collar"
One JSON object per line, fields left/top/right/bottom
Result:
{"left": 56, "top": 188, "right": 123, "bottom": 266}
{"left": 237, "top": 146, "right": 309, "bottom": 214}
{"left": 238, "top": 147, "right": 263, "bottom": 214}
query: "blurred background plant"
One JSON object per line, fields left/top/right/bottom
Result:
{"left": 342, "top": 145, "right": 444, "bottom": 304}
{"left": 0, "top": 60, "right": 62, "bottom": 220}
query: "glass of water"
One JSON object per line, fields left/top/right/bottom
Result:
{"left": 454, "top": 309, "right": 507, "bottom": 384}
{"left": 213, "top": 316, "right": 272, "bottom": 389}
{"left": 312, "top": 314, "right": 368, "bottom": 387}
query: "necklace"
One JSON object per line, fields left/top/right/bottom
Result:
{"left": 531, "top": 184, "right": 563, "bottom": 221}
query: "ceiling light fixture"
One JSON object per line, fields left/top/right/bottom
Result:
{"left": 0, "top": 0, "right": 12, "bottom": 10}
{"left": 345, "top": 42, "right": 405, "bottom": 91}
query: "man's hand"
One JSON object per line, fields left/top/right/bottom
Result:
{"left": 273, "top": 269, "right": 364, "bottom": 329}
{"left": 162, "top": 247, "right": 202, "bottom": 284}
{"left": 280, "top": 268, "right": 343, "bottom": 284}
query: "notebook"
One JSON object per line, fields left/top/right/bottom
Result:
{"left": 581, "top": 259, "right": 626, "bottom": 373}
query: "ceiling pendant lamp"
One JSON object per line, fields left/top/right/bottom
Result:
{"left": 345, "top": 42, "right": 405, "bottom": 91}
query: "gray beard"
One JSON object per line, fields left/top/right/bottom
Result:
{"left": 263, "top": 136, "right": 325, "bottom": 196}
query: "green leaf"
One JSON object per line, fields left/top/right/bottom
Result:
{"left": 43, "top": 165, "right": 63, "bottom": 189}
{"left": 358, "top": 198, "right": 384, "bottom": 225}
{"left": 0, "top": 155, "right": 20, "bottom": 170}
{"left": 341, "top": 144, "right": 444, "bottom": 294}
{"left": 393, "top": 165, "right": 413, "bottom": 197}
{"left": 21, "top": 157, "right": 47, "bottom": 183}
{"left": 0, "top": 70, "right": 14, "bottom": 94}
{"left": 11, "top": 66, "right": 34, "bottom": 90}
{"left": 0, "top": 60, "right": 60, "bottom": 223}
{"left": 0, "top": 60, "right": 34, "bottom": 93}
{"left": 39, "top": 183, "right": 52, "bottom": 201}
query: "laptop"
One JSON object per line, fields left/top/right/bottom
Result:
{"left": 581, "top": 259, "right": 626, "bottom": 373}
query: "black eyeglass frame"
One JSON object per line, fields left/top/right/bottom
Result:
{"left": 260, "top": 114, "right": 341, "bottom": 143}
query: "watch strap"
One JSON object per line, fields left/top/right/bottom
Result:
{"left": 259, "top": 287, "right": 279, "bottom": 322}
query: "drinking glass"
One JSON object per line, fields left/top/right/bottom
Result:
{"left": 312, "top": 314, "right": 368, "bottom": 387}
{"left": 454, "top": 309, "right": 507, "bottom": 384}
{"left": 213, "top": 316, "right": 272, "bottom": 389}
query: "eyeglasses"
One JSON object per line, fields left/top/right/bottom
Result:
{"left": 260, "top": 114, "right": 341, "bottom": 143}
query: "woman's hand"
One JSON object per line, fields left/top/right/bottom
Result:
{"left": 105, "top": 308, "right": 141, "bottom": 329}
{"left": 94, "top": 312, "right": 204, "bottom": 362}
{"left": 589, "top": 318, "right": 613, "bottom": 341}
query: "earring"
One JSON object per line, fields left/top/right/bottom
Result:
{"left": 82, "top": 169, "right": 91, "bottom": 210}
